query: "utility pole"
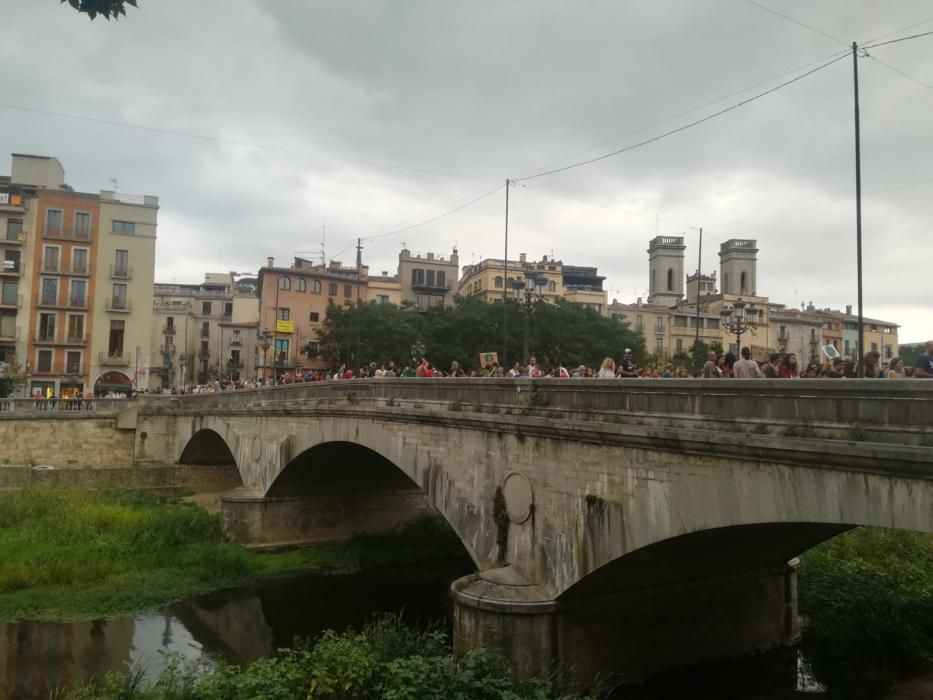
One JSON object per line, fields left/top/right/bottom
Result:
{"left": 693, "top": 228, "right": 703, "bottom": 373}
{"left": 355, "top": 237, "right": 363, "bottom": 366}
{"left": 502, "top": 179, "right": 510, "bottom": 366}
{"left": 852, "top": 42, "right": 865, "bottom": 378}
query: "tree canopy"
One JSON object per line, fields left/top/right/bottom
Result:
{"left": 62, "top": 0, "right": 138, "bottom": 20}
{"left": 316, "top": 296, "right": 645, "bottom": 371}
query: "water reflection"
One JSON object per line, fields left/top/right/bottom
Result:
{"left": 0, "top": 561, "right": 470, "bottom": 700}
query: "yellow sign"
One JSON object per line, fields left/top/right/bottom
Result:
{"left": 275, "top": 320, "right": 295, "bottom": 333}
{"left": 479, "top": 352, "right": 499, "bottom": 369}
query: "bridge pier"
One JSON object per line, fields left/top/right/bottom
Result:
{"left": 452, "top": 562, "right": 799, "bottom": 691}
{"left": 220, "top": 487, "right": 433, "bottom": 547}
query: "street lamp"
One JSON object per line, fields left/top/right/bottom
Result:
{"left": 410, "top": 341, "right": 425, "bottom": 363}
{"left": 719, "top": 299, "right": 759, "bottom": 356}
{"left": 259, "top": 330, "right": 273, "bottom": 384}
{"left": 510, "top": 273, "right": 548, "bottom": 364}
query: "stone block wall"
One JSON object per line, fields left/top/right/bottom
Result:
{"left": 0, "top": 417, "right": 135, "bottom": 468}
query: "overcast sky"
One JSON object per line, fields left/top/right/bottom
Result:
{"left": 2, "top": 0, "right": 930, "bottom": 341}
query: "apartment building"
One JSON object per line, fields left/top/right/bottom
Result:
{"left": 150, "top": 273, "right": 260, "bottom": 390}
{"left": 608, "top": 299, "right": 721, "bottom": 359}
{"left": 399, "top": 247, "right": 458, "bottom": 309}
{"left": 0, "top": 154, "right": 158, "bottom": 398}
{"left": 366, "top": 270, "right": 402, "bottom": 305}
{"left": 768, "top": 305, "right": 824, "bottom": 365}
{"left": 257, "top": 257, "right": 367, "bottom": 375}
{"left": 457, "top": 253, "right": 608, "bottom": 312}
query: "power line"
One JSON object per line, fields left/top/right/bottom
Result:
{"left": 0, "top": 102, "right": 497, "bottom": 182}
{"left": 741, "top": 0, "right": 848, "bottom": 47}
{"left": 862, "top": 15, "right": 933, "bottom": 45}
{"left": 515, "top": 49, "right": 848, "bottom": 179}
{"left": 363, "top": 182, "right": 505, "bottom": 242}
{"left": 513, "top": 52, "right": 849, "bottom": 183}
{"left": 863, "top": 29, "right": 933, "bottom": 49}
{"left": 869, "top": 56, "right": 933, "bottom": 90}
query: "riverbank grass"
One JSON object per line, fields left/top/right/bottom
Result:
{"left": 0, "top": 488, "right": 466, "bottom": 623}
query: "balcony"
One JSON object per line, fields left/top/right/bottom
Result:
{"left": 411, "top": 279, "right": 453, "bottom": 291}
{"left": 3, "top": 232, "right": 26, "bottom": 245}
{"left": 110, "top": 265, "right": 133, "bottom": 280}
{"left": 64, "top": 335, "right": 87, "bottom": 346}
{"left": 227, "top": 359, "right": 244, "bottom": 369}
{"left": 34, "top": 333, "right": 57, "bottom": 345}
{"left": 0, "top": 326, "right": 20, "bottom": 341}
{"left": 105, "top": 298, "right": 132, "bottom": 313}
{"left": 68, "top": 297, "right": 88, "bottom": 310}
{"left": 41, "top": 263, "right": 60, "bottom": 273}
{"left": 44, "top": 229, "right": 91, "bottom": 242}
{"left": 198, "top": 349, "right": 210, "bottom": 359}
{"left": 2, "top": 260, "right": 21, "bottom": 275}
{"left": 99, "top": 352, "right": 130, "bottom": 367}
{"left": 230, "top": 338, "right": 242, "bottom": 346}
{"left": 163, "top": 325, "right": 176, "bottom": 335}
{"left": 160, "top": 345, "right": 176, "bottom": 357}
{"left": 200, "top": 328, "right": 210, "bottom": 338}
{"left": 36, "top": 294, "right": 58, "bottom": 308}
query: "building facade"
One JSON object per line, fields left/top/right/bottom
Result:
{"left": 608, "top": 299, "right": 721, "bottom": 360}
{"left": 399, "top": 248, "right": 458, "bottom": 309}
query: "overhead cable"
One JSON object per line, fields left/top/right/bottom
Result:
{"left": 741, "top": 0, "right": 848, "bottom": 47}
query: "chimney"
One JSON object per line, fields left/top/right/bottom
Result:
{"left": 519, "top": 253, "right": 527, "bottom": 264}
{"left": 846, "top": 304, "right": 852, "bottom": 315}
{"left": 636, "top": 296, "right": 642, "bottom": 306}
{"left": 267, "top": 257, "right": 274, "bottom": 268}
{"left": 427, "top": 252, "right": 434, "bottom": 260}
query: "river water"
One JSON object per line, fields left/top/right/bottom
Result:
{"left": 1, "top": 561, "right": 928, "bottom": 700}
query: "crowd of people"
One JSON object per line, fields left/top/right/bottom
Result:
{"left": 160, "top": 339, "right": 933, "bottom": 392}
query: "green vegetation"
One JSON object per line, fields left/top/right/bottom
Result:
{"left": 799, "top": 527, "right": 933, "bottom": 698}
{"left": 61, "top": 0, "right": 139, "bottom": 21}
{"left": 0, "top": 488, "right": 465, "bottom": 623}
{"left": 317, "top": 295, "right": 646, "bottom": 370}
{"left": 62, "top": 615, "right": 582, "bottom": 700}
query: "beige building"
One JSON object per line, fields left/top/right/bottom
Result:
{"left": 608, "top": 299, "right": 721, "bottom": 360}
{"left": 458, "top": 254, "right": 607, "bottom": 313}
{"left": 399, "top": 247, "right": 458, "bottom": 309}
{"left": 150, "top": 273, "right": 260, "bottom": 390}
{"left": 90, "top": 191, "right": 158, "bottom": 392}
{"left": 769, "top": 304, "right": 824, "bottom": 365}
{"left": 0, "top": 169, "right": 36, "bottom": 375}
{"left": 366, "top": 270, "right": 402, "bottom": 305}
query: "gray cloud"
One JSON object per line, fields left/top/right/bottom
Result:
{"left": 1, "top": 0, "right": 930, "bottom": 339}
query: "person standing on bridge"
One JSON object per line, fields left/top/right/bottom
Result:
{"left": 702, "top": 351, "right": 721, "bottom": 378}
{"left": 597, "top": 357, "right": 616, "bottom": 378}
{"left": 732, "top": 347, "right": 762, "bottom": 378}
{"left": 914, "top": 341, "right": 933, "bottom": 378}
{"left": 617, "top": 349, "right": 638, "bottom": 378}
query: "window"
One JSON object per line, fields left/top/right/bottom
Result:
{"left": 411, "top": 269, "right": 425, "bottom": 286}
{"left": 45, "top": 209, "right": 63, "bottom": 235}
{"left": 113, "top": 220, "right": 135, "bottom": 235}
{"left": 884, "top": 345, "right": 892, "bottom": 359}
{"left": 201, "top": 321, "right": 210, "bottom": 337}
{"left": 279, "top": 276, "right": 291, "bottom": 291}
{"left": 0, "top": 312, "right": 15, "bottom": 338}
{"left": 277, "top": 308, "right": 290, "bottom": 321}
{"left": 547, "top": 281, "right": 556, "bottom": 293}
{"left": 673, "top": 316, "right": 687, "bottom": 328}
{"left": 376, "top": 295, "right": 389, "bottom": 304}
{"left": 667, "top": 268, "right": 674, "bottom": 292}
{"left": 66, "top": 351, "right": 81, "bottom": 374}
{"left": 809, "top": 328, "right": 816, "bottom": 341}
{"left": 202, "top": 302, "right": 212, "bottom": 315}
{"left": 740, "top": 271, "right": 748, "bottom": 294}
{"left": 311, "top": 279, "right": 322, "bottom": 294}
{"left": 656, "top": 338, "right": 664, "bottom": 355}
{"left": 166, "top": 316, "right": 175, "bottom": 330}
{"left": 70, "top": 279, "right": 86, "bottom": 306}
{"left": 305, "top": 341, "right": 320, "bottom": 356}
{"left": 651, "top": 269, "right": 656, "bottom": 293}
{"left": 43, "top": 246, "right": 59, "bottom": 272}
{"left": 39, "top": 313, "right": 56, "bottom": 341}
{"left": 4, "top": 250, "right": 20, "bottom": 274}
{"left": 224, "top": 302, "right": 232, "bottom": 317}
{"left": 108, "top": 320, "right": 125, "bottom": 356}
{"left": 426, "top": 270, "right": 436, "bottom": 287}
{"left": 655, "top": 316, "right": 663, "bottom": 332}
{"left": 73, "top": 248, "right": 88, "bottom": 274}
{"left": 325, "top": 283, "right": 335, "bottom": 297}
{"left": 415, "top": 294, "right": 443, "bottom": 310}
{"left": 309, "top": 312, "right": 320, "bottom": 322}
{"left": 779, "top": 325, "right": 786, "bottom": 338}
{"left": 296, "top": 278, "right": 306, "bottom": 292}
{"left": 844, "top": 339, "right": 850, "bottom": 355}
{"left": 676, "top": 338, "right": 683, "bottom": 353}
{"left": 436, "top": 271, "right": 446, "bottom": 288}
{"left": 871, "top": 342, "right": 878, "bottom": 353}
{"left": 74, "top": 212, "right": 91, "bottom": 239}
{"left": 6, "top": 219, "right": 23, "bottom": 241}
{"left": 344, "top": 285, "right": 352, "bottom": 298}
{"left": 232, "top": 329, "right": 240, "bottom": 343}
{"left": 706, "top": 318, "right": 718, "bottom": 329}
{"left": 114, "top": 249, "right": 128, "bottom": 276}
{"left": 200, "top": 359, "right": 208, "bottom": 374}
{"left": 41, "top": 278, "right": 58, "bottom": 305}
{"left": 67, "top": 314, "right": 84, "bottom": 341}
{"left": 494, "top": 276, "right": 503, "bottom": 288}
{"left": 635, "top": 315, "right": 643, "bottom": 332}
{"left": 112, "top": 283, "right": 128, "bottom": 310}
{"left": 37, "top": 350, "right": 53, "bottom": 373}
{"left": 1, "top": 280, "right": 17, "bottom": 306}
{"left": 201, "top": 340, "right": 209, "bottom": 355}
{"left": 723, "top": 273, "right": 729, "bottom": 293}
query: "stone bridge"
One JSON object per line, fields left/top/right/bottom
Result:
{"left": 132, "top": 379, "right": 933, "bottom": 688}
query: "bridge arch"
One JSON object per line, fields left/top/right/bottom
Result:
{"left": 179, "top": 428, "right": 239, "bottom": 467}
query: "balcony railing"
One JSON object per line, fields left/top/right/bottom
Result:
{"left": 110, "top": 265, "right": 133, "bottom": 280}
{"left": 99, "top": 352, "right": 130, "bottom": 367}
{"left": 41, "top": 263, "right": 59, "bottom": 273}
{"left": 198, "top": 349, "right": 210, "bottom": 359}
{"left": 227, "top": 359, "right": 244, "bottom": 368}
{"left": 200, "top": 328, "right": 210, "bottom": 338}
{"left": 65, "top": 335, "right": 87, "bottom": 345}
{"left": 230, "top": 338, "right": 242, "bottom": 346}
{"left": 35, "top": 333, "right": 57, "bottom": 344}
{"left": 68, "top": 297, "right": 87, "bottom": 309}
{"left": 0, "top": 325, "right": 19, "bottom": 340}
{"left": 1, "top": 294, "right": 22, "bottom": 308}
{"left": 160, "top": 345, "right": 176, "bottom": 356}
{"left": 411, "top": 279, "right": 453, "bottom": 291}
{"left": 2, "top": 261, "right": 21, "bottom": 274}
{"left": 37, "top": 294, "right": 58, "bottom": 307}
{"left": 4, "top": 232, "right": 26, "bottom": 245}
{"left": 163, "top": 325, "right": 176, "bottom": 335}
{"left": 106, "top": 298, "right": 132, "bottom": 313}
{"left": 71, "top": 266, "right": 89, "bottom": 275}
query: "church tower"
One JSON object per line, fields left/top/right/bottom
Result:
{"left": 718, "top": 239, "right": 758, "bottom": 296}
{"left": 647, "top": 235, "right": 685, "bottom": 305}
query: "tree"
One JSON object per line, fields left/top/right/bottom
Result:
{"left": 0, "top": 355, "right": 27, "bottom": 398}
{"left": 690, "top": 339, "right": 724, "bottom": 376}
{"left": 61, "top": 0, "right": 138, "bottom": 20}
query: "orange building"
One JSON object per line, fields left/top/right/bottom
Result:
{"left": 27, "top": 188, "right": 100, "bottom": 398}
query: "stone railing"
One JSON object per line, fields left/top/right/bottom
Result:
{"left": 152, "top": 378, "right": 933, "bottom": 442}
{"left": 0, "top": 398, "right": 133, "bottom": 416}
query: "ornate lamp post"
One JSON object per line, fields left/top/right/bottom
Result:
{"left": 719, "top": 299, "right": 759, "bottom": 356}
{"left": 510, "top": 273, "right": 548, "bottom": 364}
{"left": 259, "top": 330, "right": 273, "bottom": 384}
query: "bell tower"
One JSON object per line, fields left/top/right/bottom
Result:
{"left": 647, "top": 235, "right": 685, "bottom": 305}
{"left": 719, "top": 239, "right": 758, "bottom": 296}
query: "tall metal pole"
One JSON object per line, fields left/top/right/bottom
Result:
{"left": 853, "top": 42, "right": 865, "bottom": 378}
{"left": 502, "top": 179, "right": 510, "bottom": 366}
{"left": 693, "top": 228, "right": 703, "bottom": 368}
